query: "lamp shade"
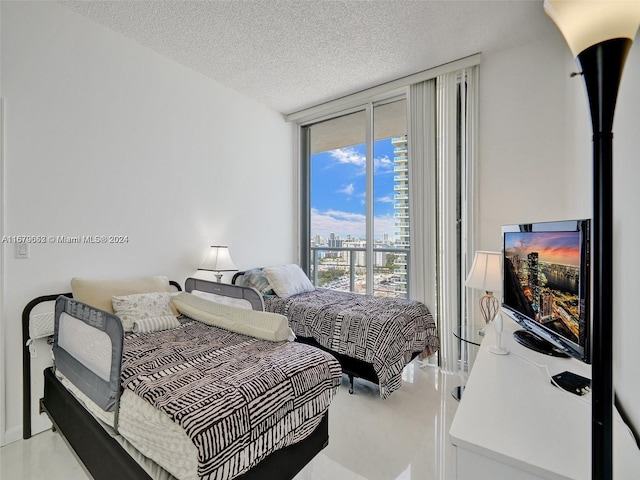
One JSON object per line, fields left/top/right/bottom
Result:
{"left": 544, "top": 0, "right": 640, "bottom": 57}
{"left": 465, "top": 251, "right": 502, "bottom": 293}
{"left": 198, "top": 245, "right": 237, "bottom": 273}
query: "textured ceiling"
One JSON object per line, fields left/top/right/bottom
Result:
{"left": 60, "top": 0, "right": 556, "bottom": 115}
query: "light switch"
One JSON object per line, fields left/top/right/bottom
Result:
{"left": 16, "top": 242, "right": 30, "bottom": 259}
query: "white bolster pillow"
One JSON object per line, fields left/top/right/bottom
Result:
{"left": 171, "top": 292, "right": 291, "bottom": 342}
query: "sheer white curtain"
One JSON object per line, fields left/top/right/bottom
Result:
{"left": 436, "top": 66, "right": 479, "bottom": 373}
{"left": 408, "top": 79, "right": 438, "bottom": 342}
{"left": 408, "top": 65, "right": 478, "bottom": 373}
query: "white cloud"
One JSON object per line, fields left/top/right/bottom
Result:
{"left": 330, "top": 147, "right": 365, "bottom": 168}
{"left": 338, "top": 183, "right": 355, "bottom": 196}
{"left": 311, "top": 208, "right": 397, "bottom": 240}
{"left": 374, "top": 155, "right": 394, "bottom": 174}
{"left": 311, "top": 208, "right": 365, "bottom": 238}
{"left": 327, "top": 148, "right": 393, "bottom": 176}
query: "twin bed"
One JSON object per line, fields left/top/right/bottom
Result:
{"left": 22, "top": 276, "right": 341, "bottom": 480}
{"left": 22, "top": 266, "right": 439, "bottom": 479}
{"left": 232, "top": 265, "right": 440, "bottom": 399}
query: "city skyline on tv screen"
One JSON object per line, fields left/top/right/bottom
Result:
{"left": 504, "top": 231, "right": 582, "bottom": 345}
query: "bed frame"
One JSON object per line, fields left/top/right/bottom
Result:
{"left": 230, "top": 272, "right": 421, "bottom": 394}
{"left": 23, "top": 279, "right": 330, "bottom": 480}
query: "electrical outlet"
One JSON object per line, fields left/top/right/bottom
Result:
{"left": 16, "top": 242, "right": 30, "bottom": 259}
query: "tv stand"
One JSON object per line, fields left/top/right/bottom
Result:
{"left": 450, "top": 316, "right": 640, "bottom": 479}
{"left": 512, "top": 329, "right": 569, "bottom": 358}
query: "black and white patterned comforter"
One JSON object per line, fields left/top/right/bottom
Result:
{"left": 265, "top": 288, "right": 439, "bottom": 399}
{"left": 121, "top": 318, "right": 341, "bottom": 480}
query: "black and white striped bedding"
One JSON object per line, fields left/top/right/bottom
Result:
{"left": 264, "top": 288, "right": 439, "bottom": 399}
{"left": 121, "top": 317, "right": 341, "bottom": 480}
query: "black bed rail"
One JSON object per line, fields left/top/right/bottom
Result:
{"left": 22, "top": 293, "right": 71, "bottom": 439}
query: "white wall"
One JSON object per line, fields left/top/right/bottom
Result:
{"left": 1, "top": 1, "right": 293, "bottom": 443}
{"left": 478, "top": 33, "right": 591, "bottom": 247}
{"left": 479, "top": 28, "right": 640, "bottom": 446}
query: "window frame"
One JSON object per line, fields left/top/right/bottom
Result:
{"left": 298, "top": 93, "right": 409, "bottom": 297}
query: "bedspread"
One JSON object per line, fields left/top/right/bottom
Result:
{"left": 265, "top": 288, "right": 439, "bottom": 399}
{"left": 121, "top": 319, "right": 341, "bottom": 480}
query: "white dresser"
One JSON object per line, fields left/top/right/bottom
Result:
{"left": 449, "top": 315, "right": 640, "bottom": 479}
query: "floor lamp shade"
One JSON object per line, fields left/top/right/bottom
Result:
{"left": 544, "top": 1, "right": 640, "bottom": 57}
{"left": 198, "top": 245, "right": 237, "bottom": 282}
{"left": 543, "top": 2, "right": 640, "bottom": 479}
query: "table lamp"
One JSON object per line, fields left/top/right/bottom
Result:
{"left": 465, "top": 251, "right": 502, "bottom": 332}
{"left": 198, "top": 245, "right": 237, "bottom": 282}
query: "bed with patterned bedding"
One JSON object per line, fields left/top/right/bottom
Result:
{"left": 265, "top": 288, "right": 438, "bottom": 399}
{"left": 232, "top": 265, "right": 440, "bottom": 399}
{"left": 120, "top": 316, "right": 340, "bottom": 479}
{"left": 25, "top": 276, "right": 341, "bottom": 480}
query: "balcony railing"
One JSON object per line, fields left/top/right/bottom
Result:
{"left": 310, "top": 245, "right": 411, "bottom": 298}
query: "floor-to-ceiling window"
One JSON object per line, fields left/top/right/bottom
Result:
{"left": 301, "top": 97, "right": 409, "bottom": 298}
{"left": 294, "top": 58, "right": 479, "bottom": 370}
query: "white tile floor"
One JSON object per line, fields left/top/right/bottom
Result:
{"left": 1, "top": 360, "right": 461, "bottom": 480}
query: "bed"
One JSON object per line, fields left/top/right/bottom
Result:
{"left": 22, "top": 276, "right": 341, "bottom": 480}
{"left": 231, "top": 265, "right": 440, "bottom": 399}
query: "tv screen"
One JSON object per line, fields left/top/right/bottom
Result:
{"left": 502, "top": 219, "right": 591, "bottom": 363}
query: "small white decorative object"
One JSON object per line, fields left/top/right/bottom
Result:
{"left": 489, "top": 312, "right": 509, "bottom": 355}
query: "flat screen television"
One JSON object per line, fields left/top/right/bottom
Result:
{"left": 502, "top": 219, "right": 591, "bottom": 363}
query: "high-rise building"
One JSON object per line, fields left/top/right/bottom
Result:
{"left": 392, "top": 135, "right": 409, "bottom": 296}
{"left": 541, "top": 290, "right": 554, "bottom": 319}
{"left": 328, "top": 232, "right": 342, "bottom": 248}
{"left": 527, "top": 252, "right": 540, "bottom": 308}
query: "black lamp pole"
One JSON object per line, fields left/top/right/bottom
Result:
{"left": 576, "top": 37, "right": 633, "bottom": 480}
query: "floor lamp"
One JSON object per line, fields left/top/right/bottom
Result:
{"left": 543, "top": 2, "right": 640, "bottom": 479}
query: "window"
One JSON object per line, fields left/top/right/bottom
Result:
{"left": 295, "top": 60, "right": 479, "bottom": 371}
{"left": 301, "top": 97, "right": 409, "bottom": 298}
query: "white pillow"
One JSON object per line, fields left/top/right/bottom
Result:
{"left": 172, "top": 292, "right": 292, "bottom": 342}
{"left": 191, "top": 290, "right": 253, "bottom": 310}
{"left": 71, "top": 276, "right": 172, "bottom": 314}
{"left": 112, "top": 291, "right": 175, "bottom": 332}
{"left": 132, "top": 315, "right": 181, "bottom": 334}
{"left": 262, "top": 264, "right": 315, "bottom": 298}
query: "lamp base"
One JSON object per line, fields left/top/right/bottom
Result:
{"left": 489, "top": 346, "right": 509, "bottom": 355}
{"left": 480, "top": 293, "right": 499, "bottom": 326}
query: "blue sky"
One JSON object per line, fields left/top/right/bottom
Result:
{"left": 311, "top": 139, "right": 397, "bottom": 240}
